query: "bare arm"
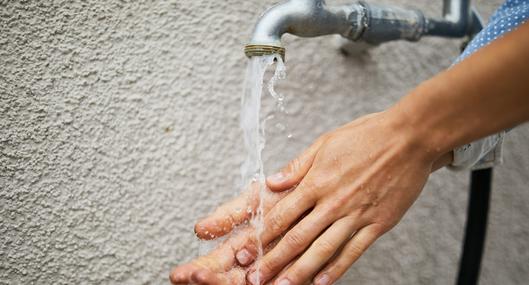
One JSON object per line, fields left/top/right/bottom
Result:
{"left": 394, "top": 21, "right": 529, "bottom": 162}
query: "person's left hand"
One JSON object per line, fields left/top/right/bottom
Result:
{"left": 169, "top": 227, "right": 249, "bottom": 285}
{"left": 235, "top": 111, "right": 451, "bottom": 285}
{"left": 170, "top": 182, "right": 294, "bottom": 284}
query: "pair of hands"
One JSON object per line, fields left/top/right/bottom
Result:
{"left": 170, "top": 111, "right": 451, "bottom": 285}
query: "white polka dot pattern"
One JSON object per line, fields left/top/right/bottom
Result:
{"left": 450, "top": 0, "right": 529, "bottom": 170}
{"left": 455, "top": 0, "right": 529, "bottom": 63}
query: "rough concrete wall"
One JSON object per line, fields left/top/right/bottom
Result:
{"left": 1, "top": 0, "right": 528, "bottom": 284}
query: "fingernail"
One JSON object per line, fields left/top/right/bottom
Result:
{"left": 236, "top": 249, "right": 252, "bottom": 265}
{"left": 267, "top": 172, "right": 287, "bottom": 184}
{"left": 315, "top": 274, "right": 330, "bottom": 285}
{"left": 276, "top": 278, "right": 292, "bottom": 285}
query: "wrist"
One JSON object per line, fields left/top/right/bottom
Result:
{"left": 383, "top": 87, "right": 451, "bottom": 165}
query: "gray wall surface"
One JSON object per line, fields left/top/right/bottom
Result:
{"left": 2, "top": 0, "right": 528, "bottom": 284}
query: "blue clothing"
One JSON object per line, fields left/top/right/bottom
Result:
{"left": 456, "top": 0, "right": 529, "bottom": 64}
{"left": 450, "top": 0, "right": 529, "bottom": 170}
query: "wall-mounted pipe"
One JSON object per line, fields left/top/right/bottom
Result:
{"left": 426, "top": 0, "right": 471, "bottom": 37}
{"left": 245, "top": 0, "right": 475, "bottom": 60}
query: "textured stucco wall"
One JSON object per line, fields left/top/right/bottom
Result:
{"left": 2, "top": 0, "right": 528, "bottom": 284}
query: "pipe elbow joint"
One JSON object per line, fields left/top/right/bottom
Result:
{"left": 245, "top": 0, "right": 364, "bottom": 60}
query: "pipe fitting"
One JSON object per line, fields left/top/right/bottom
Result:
{"left": 245, "top": 0, "right": 473, "bottom": 60}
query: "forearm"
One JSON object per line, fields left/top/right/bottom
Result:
{"left": 392, "top": 21, "right": 529, "bottom": 162}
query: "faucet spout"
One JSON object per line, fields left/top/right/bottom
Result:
{"left": 245, "top": 0, "right": 365, "bottom": 60}
{"left": 245, "top": 0, "right": 427, "bottom": 60}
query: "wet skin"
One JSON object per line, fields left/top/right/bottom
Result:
{"left": 170, "top": 184, "right": 294, "bottom": 285}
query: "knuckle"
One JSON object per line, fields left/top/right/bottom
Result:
{"left": 370, "top": 223, "right": 389, "bottom": 236}
{"left": 324, "top": 196, "right": 347, "bottom": 213}
{"left": 296, "top": 186, "right": 316, "bottom": 203}
{"left": 314, "top": 239, "right": 337, "bottom": 257}
{"left": 370, "top": 209, "right": 396, "bottom": 229}
{"left": 286, "top": 267, "right": 305, "bottom": 282}
{"left": 347, "top": 243, "right": 365, "bottom": 259}
{"left": 284, "top": 230, "right": 307, "bottom": 249}
{"left": 260, "top": 255, "right": 281, "bottom": 275}
{"left": 328, "top": 262, "right": 348, "bottom": 279}
{"left": 301, "top": 177, "right": 321, "bottom": 194}
{"left": 269, "top": 213, "right": 286, "bottom": 233}
{"left": 317, "top": 200, "right": 346, "bottom": 221}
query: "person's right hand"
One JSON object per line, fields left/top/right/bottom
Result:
{"left": 195, "top": 131, "right": 328, "bottom": 243}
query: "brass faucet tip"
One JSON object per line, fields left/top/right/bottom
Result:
{"left": 244, "top": 44, "right": 285, "bottom": 61}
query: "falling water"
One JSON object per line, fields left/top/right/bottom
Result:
{"left": 240, "top": 54, "right": 286, "bottom": 284}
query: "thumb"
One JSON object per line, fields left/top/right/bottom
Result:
{"left": 266, "top": 134, "right": 327, "bottom": 191}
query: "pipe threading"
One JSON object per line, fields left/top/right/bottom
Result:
{"left": 244, "top": 44, "right": 286, "bottom": 60}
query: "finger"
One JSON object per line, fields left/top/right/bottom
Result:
{"left": 313, "top": 224, "right": 382, "bottom": 285}
{"left": 275, "top": 216, "right": 358, "bottom": 285}
{"left": 170, "top": 263, "right": 200, "bottom": 284}
{"left": 225, "top": 268, "right": 247, "bottom": 285}
{"left": 236, "top": 185, "right": 317, "bottom": 267}
{"left": 261, "top": 185, "right": 317, "bottom": 245}
{"left": 267, "top": 256, "right": 299, "bottom": 284}
{"left": 247, "top": 207, "right": 335, "bottom": 284}
{"left": 235, "top": 237, "right": 259, "bottom": 266}
{"left": 169, "top": 246, "right": 234, "bottom": 284}
{"left": 190, "top": 268, "right": 225, "bottom": 285}
{"left": 171, "top": 225, "right": 259, "bottom": 285}
{"left": 190, "top": 267, "right": 246, "bottom": 285}
{"left": 195, "top": 183, "right": 259, "bottom": 240}
{"left": 266, "top": 135, "right": 327, "bottom": 191}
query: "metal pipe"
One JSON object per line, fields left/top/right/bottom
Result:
{"left": 425, "top": 0, "right": 471, "bottom": 37}
{"left": 244, "top": 0, "right": 475, "bottom": 60}
{"left": 358, "top": 1, "right": 426, "bottom": 44}
{"left": 245, "top": 0, "right": 429, "bottom": 59}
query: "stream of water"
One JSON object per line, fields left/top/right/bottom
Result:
{"left": 196, "top": 54, "right": 287, "bottom": 284}
{"left": 240, "top": 54, "right": 286, "bottom": 284}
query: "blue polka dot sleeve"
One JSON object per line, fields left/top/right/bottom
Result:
{"left": 449, "top": 0, "right": 529, "bottom": 170}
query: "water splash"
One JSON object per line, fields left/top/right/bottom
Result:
{"left": 240, "top": 54, "right": 286, "bottom": 284}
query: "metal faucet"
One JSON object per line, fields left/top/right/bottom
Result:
{"left": 244, "top": 0, "right": 481, "bottom": 60}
